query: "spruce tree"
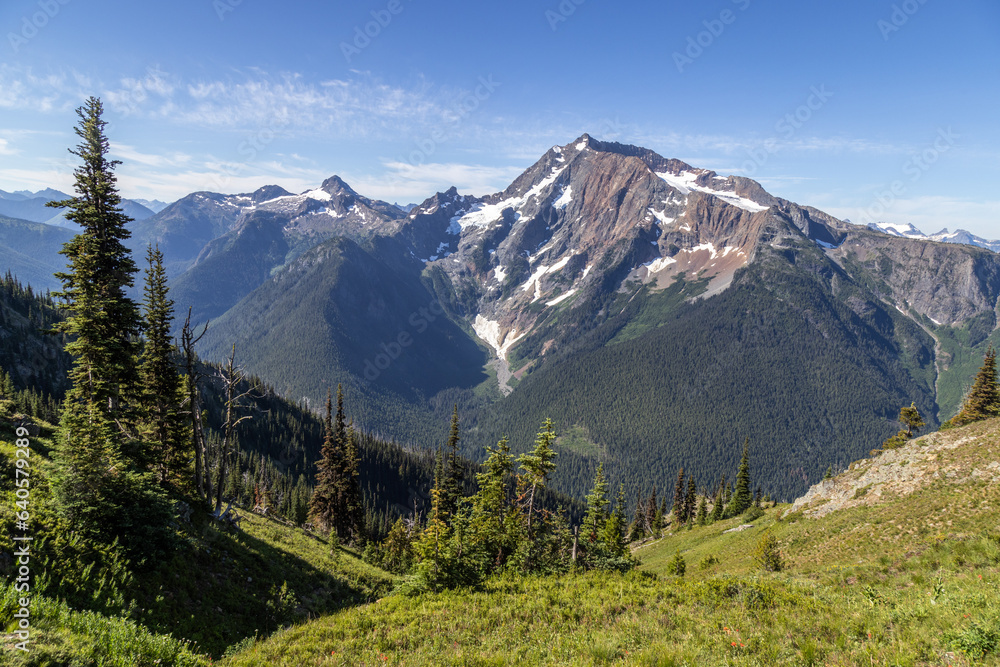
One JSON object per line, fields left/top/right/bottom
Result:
{"left": 601, "top": 483, "right": 628, "bottom": 558}
{"left": 51, "top": 97, "right": 142, "bottom": 427}
{"left": 672, "top": 467, "right": 686, "bottom": 526}
{"left": 949, "top": 347, "right": 999, "bottom": 426}
{"left": 342, "top": 421, "right": 365, "bottom": 543}
{"left": 516, "top": 418, "right": 558, "bottom": 537}
{"left": 696, "top": 495, "right": 708, "bottom": 525}
{"left": 582, "top": 463, "right": 610, "bottom": 543}
{"left": 644, "top": 487, "right": 658, "bottom": 534}
{"left": 729, "top": 438, "right": 752, "bottom": 516}
{"left": 683, "top": 475, "right": 697, "bottom": 524}
{"left": 471, "top": 437, "right": 515, "bottom": 569}
{"left": 710, "top": 481, "right": 724, "bottom": 522}
{"left": 48, "top": 97, "right": 170, "bottom": 556}
{"left": 439, "top": 405, "right": 463, "bottom": 521}
{"left": 308, "top": 388, "right": 344, "bottom": 532}
{"left": 139, "top": 244, "right": 188, "bottom": 486}
{"left": 626, "top": 489, "right": 646, "bottom": 542}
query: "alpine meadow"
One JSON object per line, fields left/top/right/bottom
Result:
{"left": 3, "top": 1, "right": 1000, "bottom": 665}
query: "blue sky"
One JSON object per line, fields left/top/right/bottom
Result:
{"left": 1, "top": 0, "right": 998, "bottom": 237}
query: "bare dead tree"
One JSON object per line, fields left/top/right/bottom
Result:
{"left": 213, "top": 343, "right": 257, "bottom": 517}
{"left": 180, "top": 307, "right": 210, "bottom": 500}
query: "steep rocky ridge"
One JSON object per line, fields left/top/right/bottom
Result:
{"left": 829, "top": 229, "right": 1000, "bottom": 327}
{"left": 786, "top": 417, "right": 1000, "bottom": 519}
{"left": 168, "top": 177, "right": 405, "bottom": 325}
{"left": 407, "top": 135, "right": 860, "bottom": 391}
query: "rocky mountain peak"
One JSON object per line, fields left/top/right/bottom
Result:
{"left": 320, "top": 175, "right": 360, "bottom": 198}
{"left": 250, "top": 184, "right": 291, "bottom": 204}
{"left": 415, "top": 135, "right": 813, "bottom": 392}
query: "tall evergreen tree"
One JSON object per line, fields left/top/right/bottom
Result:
{"left": 309, "top": 388, "right": 344, "bottom": 532}
{"left": 341, "top": 421, "right": 365, "bottom": 543}
{"left": 683, "top": 475, "right": 697, "bottom": 524}
{"left": 626, "top": 489, "right": 646, "bottom": 542}
{"left": 710, "top": 480, "right": 724, "bottom": 522}
{"left": 47, "top": 98, "right": 174, "bottom": 557}
{"left": 138, "top": 244, "right": 187, "bottom": 485}
{"left": 439, "top": 405, "right": 464, "bottom": 521}
{"left": 601, "top": 483, "right": 628, "bottom": 558}
{"left": 581, "top": 463, "right": 609, "bottom": 543}
{"left": 728, "top": 438, "right": 752, "bottom": 516}
{"left": 644, "top": 487, "right": 658, "bottom": 534}
{"left": 949, "top": 346, "right": 1000, "bottom": 426}
{"left": 695, "top": 495, "right": 708, "bottom": 525}
{"left": 51, "top": 97, "right": 142, "bottom": 427}
{"left": 672, "top": 467, "right": 686, "bottom": 526}
{"left": 516, "top": 418, "right": 558, "bottom": 537}
{"left": 470, "top": 437, "right": 515, "bottom": 568}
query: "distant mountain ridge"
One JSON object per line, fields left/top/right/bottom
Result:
{"left": 867, "top": 220, "right": 1000, "bottom": 253}
{"left": 0, "top": 187, "right": 158, "bottom": 229}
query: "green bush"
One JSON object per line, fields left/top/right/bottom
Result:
{"left": 947, "top": 620, "right": 1000, "bottom": 659}
{"left": 753, "top": 532, "right": 784, "bottom": 572}
{"left": 743, "top": 505, "right": 765, "bottom": 522}
{"left": 667, "top": 550, "right": 686, "bottom": 577}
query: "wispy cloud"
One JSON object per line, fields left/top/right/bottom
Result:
{"left": 0, "top": 64, "right": 476, "bottom": 141}
{"left": 109, "top": 143, "right": 191, "bottom": 169}
{"left": 0, "top": 66, "right": 87, "bottom": 113}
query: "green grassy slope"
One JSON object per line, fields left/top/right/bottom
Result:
{"left": 220, "top": 418, "right": 1000, "bottom": 666}
{"left": 0, "top": 408, "right": 397, "bottom": 664}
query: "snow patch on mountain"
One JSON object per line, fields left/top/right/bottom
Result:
{"left": 453, "top": 164, "right": 567, "bottom": 232}
{"left": 655, "top": 171, "right": 769, "bottom": 213}
{"left": 648, "top": 208, "right": 676, "bottom": 226}
{"left": 643, "top": 256, "right": 678, "bottom": 274}
{"left": 522, "top": 255, "right": 572, "bottom": 302}
{"left": 546, "top": 289, "right": 577, "bottom": 307}
{"left": 554, "top": 186, "right": 573, "bottom": 210}
{"left": 473, "top": 315, "right": 525, "bottom": 360}
{"left": 304, "top": 189, "right": 332, "bottom": 201}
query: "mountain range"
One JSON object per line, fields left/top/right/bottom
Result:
{"left": 1, "top": 135, "right": 998, "bottom": 500}
{"left": 867, "top": 220, "right": 1000, "bottom": 253}
{"left": 0, "top": 187, "right": 166, "bottom": 229}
